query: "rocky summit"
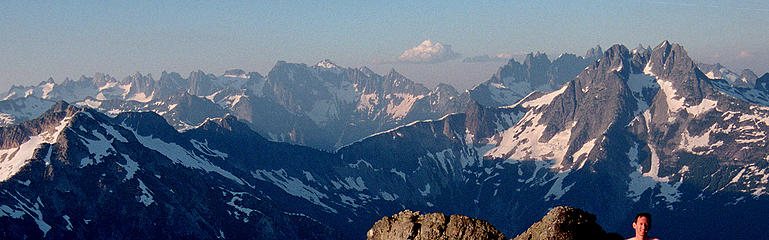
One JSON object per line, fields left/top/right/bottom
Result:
{"left": 367, "top": 210, "right": 506, "bottom": 240}
{"left": 512, "top": 206, "right": 612, "bottom": 240}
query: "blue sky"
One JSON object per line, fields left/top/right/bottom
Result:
{"left": 1, "top": 0, "right": 768, "bottom": 91}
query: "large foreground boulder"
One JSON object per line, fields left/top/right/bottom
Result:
{"left": 512, "top": 206, "right": 619, "bottom": 240}
{"left": 367, "top": 210, "right": 506, "bottom": 240}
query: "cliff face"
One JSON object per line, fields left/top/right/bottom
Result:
{"left": 367, "top": 210, "right": 506, "bottom": 240}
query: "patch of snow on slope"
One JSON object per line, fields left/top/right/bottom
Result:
{"left": 127, "top": 91, "right": 154, "bottom": 102}
{"left": 118, "top": 154, "right": 139, "bottom": 180}
{"left": 521, "top": 84, "right": 568, "bottom": 108}
{"left": 544, "top": 171, "right": 575, "bottom": 201}
{"left": 705, "top": 71, "right": 716, "bottom": 79}
{"left": 0, "top": 98, "right": 56, "bottom": 126}
{"left": 626, "top": 142, "right": 682, "bottom": 207}
{"left": 727, "top": 164, "right": 769, "bottom": 198}
{"left": 98, "top": 81, "right": 117, "bottom": 91}
{"left": 686, "top": 99, "right": 717, "bottom": 118}
{"left": 16, "top": 179, "right": 31, "bottom": 186}
{"left": 94, "top": 92, "right": 107, "bottom": 100}
{"left": 714, "top": 109, "right": 769, "bottom": 145}
{"left": 679, "top": 127, "right": 723, "bottom": 155}
{"left": 0, "top": 117, "right": 71, "bottom": 182}
{"left": 645, "top": 140, "right": 664, "bottom": 181}
{"left": 380, "top": 191, "right": 398, "bottom": 201}
{"left": 0, "top": 113, "right": 15, "bottom": 126}
{"left": 610, "top": 61, "right": 624, "bottom": 72}
{"left": 40, "top": 82, "right": 54, "bottom": 99}
{"left": 118, "top": 83, "right": 132, "bottom": 99}
{"left": 339, "top": 194, "right": 359, "bottom": 208}
{"left": 741, "top": 106, "right": 769, "bottom": 126}
{"left": 419, "top": 183, "right": 431, "bottom": 196}
{"left": 517, "top": 160, "right": 552, "bottom": 185}
{"left": 641, "top": 109, "right": 667, "bottom": 182}
{"left": 252, "top": 169, "right": 336, "bottom": 213}
{"left": 710, "top": 79, "right": 769, "bottom": 107}
{"left": 357, "top": 93, "right": 378, "bottom": 114}
{"left": 0, "top": 139, "right": 46, "bottom": 181}
{"left": 136, "top": 179, "right": 154, "bottom": 206}
{"left": 0, "top": 204, "right": 25, "bottom": 218}
{"left": 224, "top": 190, "right": 260, "bottom": 222}
{"left": 347, "top": 159, "right": 373, "bottom": 169}
{"left": 572, "top": 138, "right": 597, "bottom": 168}
{"left": 62, "top": 215, "right": 73, "bottom": 230}
{"left": 79, "top": 127, "right": 118, "bottom": 168}
{"left": 222, "top": 95, "right": 243, "bottom": 108}
{"left": 489, "top": 80, "right": 534, "bottom": 106}
{"left": 125, "top": 126, "right": 245, "bottom": 185}
{"left": 2, "top": 191, "right": 51, "bottom": 236}
{"left": 627, "top": 143, "right": 657, "bottom": 201}
{"left": 643, "top": 61, "right": 655, "bottom": 77}
{"left": 657, "top": 79, "right": 685, "bottom": 114}
{"left": 627, "top": 73, "right": 659, "bottom": 115}
{"left": 204, "top": 91, "right": 219, "bottom": 103}
{"left": 303, "top": 171, "right": 316, "bottom": 182}
{"left": 719, "top": 68, "right": 740, "bottom": 83}
{"left": 316, "top": 59, "right": 339, "bottom": 69}
{"left": 390, "top": 168, "right": 406, "bottom": 182}
{"left": 190, "top": 139, "right": 228, "bottom": 159}
{"left": 102, "top": 123, "right": 128, "bottom": 142}
{"left": 486, "top": 113, "right": 575, "bottom": 167}
{"left": 730, "top": 168, "right": 747, "bottom": 184}
{"left": 218, "top": 75, "right": 249, "bottom": 90}
{"left": 425, "top": 149, "right": 456, "bottom": 173}
{"left": 491, "top": 110, "right": 526, "bottom": 132}
{"left": 658, "top": 181, "right": 683, "bottom": 208}
{"left": 81, "top": 98, "right": 102, "bottom": 109}
{"left": 385, "top": 93, "right": 423, "bottom": 120}
{"left": 343, "top": 176, "right": 367, "bottom": 191}
{"left": 1, "top": 91, "right": 17, "bottom": 101}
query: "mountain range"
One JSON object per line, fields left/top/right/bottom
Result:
{"left": 1, "top": 60, "right": 470, "bottom": 151}
{"left": 1, "top": 41, "right": 769, "bottom": 239}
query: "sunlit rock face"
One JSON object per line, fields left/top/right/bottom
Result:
{"left": 367, "top": 210, "right": 506, "bottom": 240}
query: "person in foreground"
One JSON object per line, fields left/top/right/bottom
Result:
{"left": 627, "top": 212, "right": 659, "bottom": 240}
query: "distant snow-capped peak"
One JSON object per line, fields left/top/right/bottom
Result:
{"left": 316, "top": 59, "right": 340, "bottom": 69}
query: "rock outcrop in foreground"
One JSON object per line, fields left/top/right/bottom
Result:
{"left": 367, "top": 210, "right": 506, "bottom": 240}
{"left": 368, "top": 207, "right": 624, "bottom": 240}
{"left": 512, "top": 206, "right": 618, "bottom": 240}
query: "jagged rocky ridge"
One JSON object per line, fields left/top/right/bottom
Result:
{"left": 0, "top": 97, "right": 56, "bottom": 127}
{"left": 1, "top": 41, "right": 769, "bottom": 239}
{"left": 1, "top": 61, "right": 470, "bottom": 151}
{"left": 0, "top": 47, "right": 632, "bottom": 151}
{"left": 4, "top": 48, "right": 768, "bottom": 151}
{"left": 698, "top": 62, "right": 759, "bottom": 88}
{"left": 0, "top": 102, "right": 356, "bottom": 239}
{"left": 334, "top": 41, "right": 769, "bottom": 239}
{"left": 468, "top": 49, "right": 600, "bottom": 107}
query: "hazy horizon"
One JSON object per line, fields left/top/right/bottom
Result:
{"left": 2, "top": 1, "right": 768, "bottom": 92}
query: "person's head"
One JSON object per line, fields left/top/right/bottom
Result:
{"left": 633, "top": 213, "right": 652, "bottom": 237}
